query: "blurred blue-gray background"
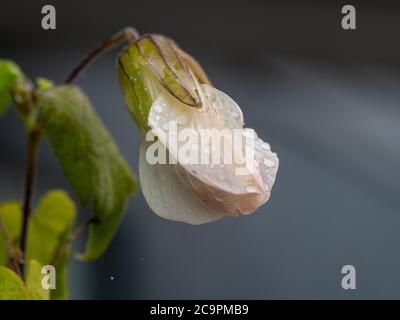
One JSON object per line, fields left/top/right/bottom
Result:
{"left": 1, "top": 0, "right": 400, "bottom": 299}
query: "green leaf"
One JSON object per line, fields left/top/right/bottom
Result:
{"left": 0, "top": 59, "right": 22, "bottom": 117}
{"left": 0, "top": 202, "right": 22, "bottom": 265}
{"left": 27, "top": 190, "right": 76, "bottom": 264}
{"left": 0, "top": 265, "right": 26, "bottom": 300}
{"left": 0, "top": 261, "right": 49, "bottom": 300}
{"left": 27, "top": 190, "right": 76, "bottom": 299}
{"left": 0, "top": 191, "right": 76, "bottom": 299}
{"left": 25, "top": 260, "right": 50, "bottom": 300}
{"left": 36, "top": 85, "right": 138, "bottom": 261}
{"left": 52, "top": 250, "right": 71, "bottom": 300}
{"left": 36, "top": 77, "right": 54, "bottom": 90}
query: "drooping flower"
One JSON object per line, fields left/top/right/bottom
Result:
{"left": 118, "top": 34, "right": 278, "bottom": 224}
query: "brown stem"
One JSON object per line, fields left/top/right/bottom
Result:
{"left": 50, "top": 217, "right": 99, "bottom": 266}
{"left": 65, "top": 27, "right": 140, "bottom": 84}
{"left": 19, "top": 127, "right": 41, "bottom": 277}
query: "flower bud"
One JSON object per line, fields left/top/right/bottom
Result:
{"left": 118, "top": 34, "right": 208, "bottom": 133}
{"left": 118, "top": 34, "right": 279, "bottom": 224}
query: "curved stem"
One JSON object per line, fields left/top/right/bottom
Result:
{"left": 19, "top": 127, "right": 41, "bottom": 278}
{"left": 65, "top": 27, "right": 140, "bottom": 84}
{"left": 50, "top": 217, "right": 99, "bottom": 265}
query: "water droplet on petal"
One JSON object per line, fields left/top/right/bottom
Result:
{"left": 154, "top": 104, "right": 163, "bottom": 113}
{"left": 261, "top": 142, "right": 271, "bottom": 150}
{"left": 215, "top": 191, "right": 225, "bottom": 201}
{"left": 263, "top": 158, "right": 275, "bottom": 167}
{"left": 246, "top": 185, "right": 258, "bottom": 193}
{"left": 163, "top": 122, "right": 169, "bottom": 131}
{"left": 231, "top": 112, "right": 240, "bottom": 121}
{"left": 208, "top": 94, "right": 217, "bottom": 103}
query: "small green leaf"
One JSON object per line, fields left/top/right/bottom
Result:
{"left": 25, "top": 260, "right": 50, "bottom": 300}
{"left": 52, "top": 250, "right": 70, "bottom": 300}
{"left": 0, "top": 260, "right": 50, "bottom": 300}
{"left": 0, "top": 265, "right": 26, "bottom": 300}
{"left": 0, "top": 59, "right": 22, "bottom": 117}
{"left": 0, "top": 202, "right": 22, "bottom": 265}
{"left": 36, "top": 85, "right": 138, "bottom": 261}
{"left": 0, "top": 191, "right": 76, "bottom": 299}
{"left": 27, "top": 190, "right": 76, "bottom": 264}
{"left": 36, "top": 77, "right": 54, "bottom": 90}
{"left": 27, "top": 190, "right": 76, "bottom": 299}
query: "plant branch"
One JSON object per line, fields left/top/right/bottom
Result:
{"left": 65, "top": 27, "right": 140, "bottom": 84}
{"left": 50, "top": 217, "right": 99, "bottom": 266}
{"left": 0, "top": 216, "right": 21, "bottom": 276}
{"left": 19, "top": 127, "right": 41, "bottom": 277}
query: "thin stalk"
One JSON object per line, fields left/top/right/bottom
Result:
{"left": 65, "top": 27, "right": 140, "bottom": 83}
{"left": 50, "top": 217, "right": 99, "bottom": 265}
{"left": 19, "top": 127, "right": 41, "bottom": 277}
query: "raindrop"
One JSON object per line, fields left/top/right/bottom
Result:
{"left": 110, "top": 276, "right": 114, "bottom": 280}
{"left": 263, "top": 158, "right": 275, "bottom": 167}
{"left": 261, "top": 142, "right": 271, "bottom": 151}
{"left": 215, "top": 191, "right": 225, "bottom": 201}
{"left": 208, "top": 94, "right": 217, "bottom": 103}
{"left": 162, "top": 122, "right": 169, "bottom": 131}
{"left": 246, "top": 185, "right": 258, "bottom": 193}
{"left": 154, "top": 104, "right": 163, "bottom": 113}
{"left": 231, "top": 112, "right": 240, "bottom": 121}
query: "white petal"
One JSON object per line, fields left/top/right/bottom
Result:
{"left": 144, "top": 83, "right": 279, "bottom": 221}
{"left": 148, "top": 85, "right": 262, "bottom": 194}
{"left": 139, "top": 141, "right": 227, "bottom": 224}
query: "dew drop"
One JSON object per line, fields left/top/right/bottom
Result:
{"left": 208, "top": 94, "right": 217, "bottom": 103}
{"left": 162, "top": 122, "right": 169, "bottom": 131}
{"left": 154, "top": 104, "right": 163, "bottom": 113}
{"left": 215, "top": 191, "right": 225, "bottom": 201}
{"left": 261, "top": 142, "right": 271, "bottom": 151}
{"left": 246, "top": 185, "right": 258, "bottom": 193}
{"left": 263, "top": 158, "right": 275, "bottom": 167}
{"left": 231, "top": 112, "right": 240, "bottom": 121}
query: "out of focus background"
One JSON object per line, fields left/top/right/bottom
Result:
{"left": 1, "top": 0, "right": 400, "bottom": 299}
